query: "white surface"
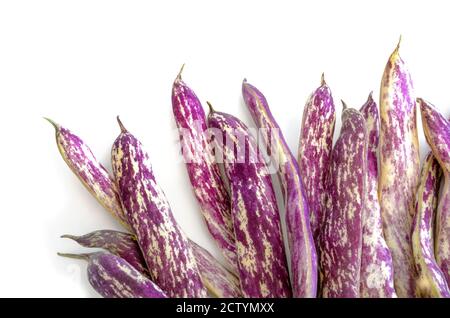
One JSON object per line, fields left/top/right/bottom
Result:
{"left": 0, "top": 0, "right": 449, "bottom": 297}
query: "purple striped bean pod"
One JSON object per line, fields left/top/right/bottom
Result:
{"left": 379, "top": 40, "right": 419, "bottom": 297}
{"left": 61, "top": 230, "right": 149, "bottom": 277}
{"left": 359, "top": 94, "right": 396, "bottom": 298}
{"left": 58, "top": 252, "right": 167, "bottom": 298}
{"left": 45, "top": 118, "right": 129, "bottom": 229}
{"left": 419, "top": 99, "right": 450, "bottom": 287}
{"left": 207, "top": 108, "right": 291, "bottom": 298}
{"left": 189, "top": 240, "right": 242, "bottom": 298}
{"left": 242, "top": 80, "right": 317, "bottom": 298}
{"left": 411, "top": 151, "right": 450, "bottom": 297}
{"left": 172, "top": 67, "right": 236, "bottom": 272}
{"left": 62, "top": 229, "right": 241, "bottom": 298}
{"left": 298, "top": 74, "right": 336, "bottom": 241}
{"left": 320, "top": 104, "right": 366, "bottom": 298}
{"left": 111, "top": 118, "right": 206, "bottom": 298}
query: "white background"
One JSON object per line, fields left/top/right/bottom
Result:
{"left": 0, "top": 0, "right": 449, "bottom": 297}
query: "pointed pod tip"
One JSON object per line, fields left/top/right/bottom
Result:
{"left": 176, "top": 63, "right": 186, "bottom": 80}
{"left": 57, "top": 252, "right": 90, "bottom": 261}
{"left": 116, "top": 116, "right": 128, "bottom": 133}
{"left": 321, "top": 72, "right": 326, "bottom": 86}
{"left": 44, "top": 117, "right": 58, "bottom": 130}
{"left": 61, "top": 234, "right": 78, "bottom": 240}
{"left": 341, "top": 100, "right": 348, "bottom": 110}
{"left": 368, "top": 91, "right": 374, "bottom": 101}
{"left": 206, "top": 101, "right": 215, "bottom": 114}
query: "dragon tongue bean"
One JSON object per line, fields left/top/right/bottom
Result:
{"left": 411, "top": 151, "right": 450, "bottom": 297}
{"left": 298, "top": 74, "right": 335, "bottom": 242}
{"left": 419, "top": 99, "right": 450, "bottom": 287}
{"left": 378, "top": 40, "right": 419, "bottom": 297}
{"left": 172, "top": 67, "right": 237, "bottom": 272}
{"left": 111, "top": 117, "right": 206, "bottom": 298}
{"left": 207, "top": 108, "right": 291, "bottom": 298}
{"left": 58, "top": 252, "right": 167, "bottom": 298}
{"left": 242, "top": 80, "right": 317, "bottom": 298}
{"left": 359, "top": 94, "right": 396, "bottom": 298}
{"left": 320, "top": 104, "right": 366, "bottom": 298}
{"left": 62, "top": 230, "right": 241, "bottom": 298}
{"left": 45, "top": 118, "right": 129, "bottom": 229}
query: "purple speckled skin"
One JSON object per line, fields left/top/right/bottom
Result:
{"left": 379, "top": 44, "right": 419, "bottom": 297}
{"left": 242, "top": 81, "right": 317, "bottom": 298}
{"left": 111, "top": 122, "right": 206, "bottom": 298}
{"left": 208, "top": 110, "right": 291, "bottom": 298}
{"left": 172, "top": 71, "right": 236, "bottom": 272}
{"left": 359, "top": 95, "right": 396, "bottom": 298}
{"left": 84, "top": 252, "right": 167, "bottom": 298}
{"left": 320, "top": 107, "right": 366, "bottom": 298}
{"left": 63, "top": 230, "right": 241, "bottom": 298}
{"left": 189, "top": 240, "right": 242, "bottom": 298}
{"left": 47, "top": 120, "right": 129, "bottom": 228}
{"left": 62, "top": 230, "right": 149, "bottom": 277}
{"left": 298, "top": 75, "right": 336, "bottom": 241}
{"left": 59, "top": 252, "right": 167, "bottom": 298}
{"left": 411, "top": 152, "right": 450, "bottom": 297}
{"left": 419, "top": 99, "right": 450, "bottom": 287}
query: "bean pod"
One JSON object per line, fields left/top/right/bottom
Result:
{"left": 208, "top": 109, "right": 291, "bottom": 298}
{"left": 359, "top": 94, "right": 396, "bottom": 298}
{"left": 58, "top": 252, "right": 167, "bottom": 298}
{"left": 45, "top": 119, "right": 129, "bottom": 228}
{"left": 242, "top": 80, "right": 317, "bottom": 298}
{"left": 111, "top": 118, "right": 206, "bottom": 298}
{"left": 62, "top": 229, "right": 241, "bottom": 298}
{"left": 378, "top": 41, "right": 419, "bottom": 297}
{"left": 419, "top": 99, "right": 450, "bottom": 287}
{"left": 411, "top": 151, "right": 450, "bottom": 297}
{"left": 320, "top": 104, "right": 366, "bottom": 298}
{"left": 298, "top": 74, "right": 336, "bottom": 241}
{"left": 172, "top": 67, "right": 236, "bottom": 272}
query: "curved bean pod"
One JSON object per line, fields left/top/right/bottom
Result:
{"left": 61, "top": 230, "right": 149, "bottom": 277}
{"left": 378, "top": 41, "right": 419, "bottom": 297}
{"left": 208, "top": 109, "right": 291, "bottom": 298}
{"left": 62, "top": 229, "right": 241, "bottom": 298}
{"left": 58, "top": 252, "right": 167, "bottom": 298}
{"left": 320, "top": 105, "right": 366, "bottom": 298}
{"left": 411, "top": 151, "right": 450, "bottom": 297}
{"left": 359, "top": 94, "right": 396, "bottom": 298}
{"left": 45, "top": 118, "right": 129, "bottom": 228}
{"left": 242, "top": 80, "right": 317, "bottom": 298}
{"left": 172, "top": 68, "right": 236, "bottom": 272}
{"left": 419, "top": 99, "right": 450, "bottom": 287}
{"left": 111, "top": 118, "right": 206, "bottom": 298}
{"left": 298, "top": 74, "right": 336, "bottom": 240}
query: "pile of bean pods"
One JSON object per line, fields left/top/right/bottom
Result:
{"left": 49, "top": 40, "right": 450, "bottom": 298}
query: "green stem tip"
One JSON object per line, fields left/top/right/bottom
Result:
{"left": 206, "top": 101, "right": 215, "bottom": 114}
{"left": 43, "top": 117, "right": 59, "bottom": 129}
{"left": 57, "top": 252, "right": 90, "bottom": 261}
{"left": 116, "top": 116, "right": 128, "bottom": 133}
{"left": 176, "top": 63, "right": 186, "bottom": 80}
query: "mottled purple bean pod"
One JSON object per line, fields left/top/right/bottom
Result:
{"left": 45, "top": 118, "right": 129, "bottom": 229}
{"left": 61, "top": 230, "right": 149, "bottom": 277}
{"left": 298, "top": 74, "right": 336, "bottom": 241}
{"left": 379, "top": 41, "right": 419, "bottom": 297}
{"left": 62, "top": 229, "right": 241, "bottom": 298}
{"left": 172, "top": 67, "right": 236, "bottom": 272}
{"left": 359, "top": 94, "right": 396, "bottom": 298}
{"left": 111, "top": 118, "right": 206, "bottom": 298}
{"left": 242, "top": 80, "right": 317, "bottom": 298}
{"left": 419, "top": 99, "right": 450, "bottom": 287}
{"left": 189, "top": 240, "right": 242, "bottom": 298}
{"left": 58, "top": 252, "right": 167, "bottom": 298}
{"left": 320, "top": 105, "right": 366, "bottom": 298}
{"left": 208, "top": 109, "right": 291, "bottom": 298}
{"left": 411, "top": 151, "right": 450, "bottom": 297}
